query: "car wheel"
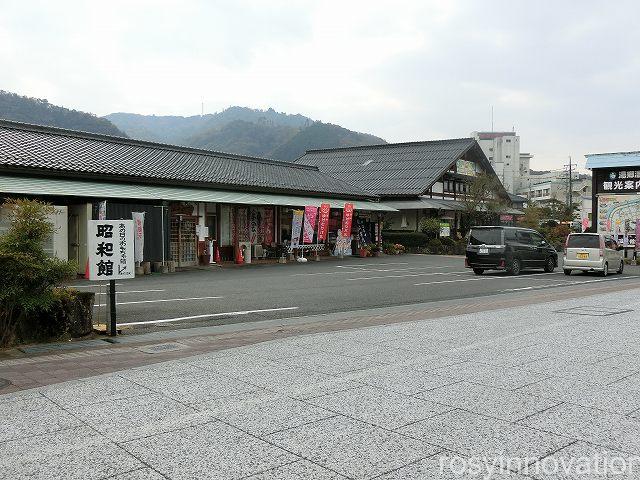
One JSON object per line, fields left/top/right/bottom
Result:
{"left": 618, "top": 260, "right": 624, "bottom": 274}
{"left": 473, "top": 268, "right": 484, "bottom": 275}
{"left": 544, "top": 257, "right": 556, "bottom": 273}
{"left": 563, "top": 269, "right": 571, "bottom": 276}
{"left": 602, "top": 262, "right": 609, "bottom": 277}
{"left": 508, "top": 258, "right": 521, "bottom": 276}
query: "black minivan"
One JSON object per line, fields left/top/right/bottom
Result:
{"left": 465, "top": 226, "right": 558, "bottom": 275}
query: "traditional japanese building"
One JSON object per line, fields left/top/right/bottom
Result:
{"left": 0, "top": 120, "right": 394, "bottom": 271}
{"left": 296, "top": 140, "right": 522, "bottom": 236}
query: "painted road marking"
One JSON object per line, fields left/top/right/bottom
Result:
{"left": 118, "top": 307, "right": 300, "bottom": 326}
{"left": 412, "top": 275, "right": 562, "bottom": 286}
{"left": 292, "top": 266, "right": 462, "bottom": 276}
{"left": 336, "top": 262, "right": 409, "bottom": 268}
{"left": 94, "top": 296, "right": 222, "bottom": 307}
{"left": 95, "top": 289, "right": 166, "bottom": 295}
{"left": 501, "top": 276, "right": 631, "bottom": 292}
{"left": 348, "top": 272, "right": 468, "bottom": 281}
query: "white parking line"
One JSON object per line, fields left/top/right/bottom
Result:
{"left": 94, "top": 296, "right": 222, "bottom": 307}
{"left": 414, "top": 277, "right": 492, "bottom": 286}
{"left": 349, "top": 272, "right": 467, "bottom": 281}
{"left": 95, "top": 289, "right": 166, "bottom": 295}
{"left": 118, "top": 307, "right": 299, "bottom": 326}
{"left": 501, "top": 276, "right": 630, "bottom": 291}
{"left": 292, "top": 266, "right": 461, "bottom": 276}
{"left": 336, "top": 262, "right": 410, "bottom": 268}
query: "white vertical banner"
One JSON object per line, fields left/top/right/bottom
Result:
{"left": 98, "top": 200, "right": 107, "bottom": 220}
{"left": 132, "top": 212, "right": 145, "bottom": 263}
{"left": 290, "top": 209, "right": 304, "bottom": 248}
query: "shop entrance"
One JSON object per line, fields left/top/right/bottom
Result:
{"left": 170, "top": 214, "right": 197, "bottom": 267}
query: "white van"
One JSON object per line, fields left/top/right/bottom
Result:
{"left": 563, "top": 233, "right": 624, "bottom": 276}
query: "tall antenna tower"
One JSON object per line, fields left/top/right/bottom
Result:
{"left": 491, "top": 105, "right": 494, "bottom": 132}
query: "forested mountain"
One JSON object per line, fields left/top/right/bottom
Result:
{"left": 271, "top": 123, "right": 385, "bottom": 161}
{"left": 105, "top": 107, "right": 312, "bottom": 145}
{"left": 106, "top": 106, "right": 385, "bottom": 160}
{"left": 0, "top": 91, "right": 127, "bottom": 137}
{"left": 0, "top": 92, "right": 385, "bottom": 160}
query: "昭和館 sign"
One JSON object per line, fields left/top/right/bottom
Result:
{"left": 87, "top": 220, "right": 135, "bottom": 280}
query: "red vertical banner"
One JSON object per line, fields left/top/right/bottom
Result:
{"left": 317, "top": 203, "right": 331, "bottom": 241}
{"left": 303, "top": 205, "right": 318, "bottom": 244}
{"left": 341, "top": 203, "right": 354, "bottom": 237}
{"left": 263, "top": 208, "right": 274, "bottom": 244}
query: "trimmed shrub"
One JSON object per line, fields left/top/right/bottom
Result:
{"left": 418, "top": 217, "right": 441, "bottom": 239}
{"left": 0, "top": 198, "right": 77, "bottom": 346}
{"left": 382, "top": 231, "right": 430, "bottom": 248}
{"left": 16, "top": 289, "right": 95, "bottom": 343}
{"left": 427, "top": 238, "right": 443, "bottom": 254}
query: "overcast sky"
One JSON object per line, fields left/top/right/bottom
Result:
{"left": 1, "top": 0, "right": 638, "bottom": 170}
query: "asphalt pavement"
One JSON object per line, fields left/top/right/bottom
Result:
{"left": 67, "top": 254, "right": 640, "bottom": 335}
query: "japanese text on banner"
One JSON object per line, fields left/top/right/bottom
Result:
{"left": 303, "top": 205, "right": 318, "bottom": 244}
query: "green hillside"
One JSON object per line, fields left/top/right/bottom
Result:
{"left": 106, "top": 107, "right": 385, "bottom": 160}
{"left": 0, "top": 90, "right": 127, "bottom": 137}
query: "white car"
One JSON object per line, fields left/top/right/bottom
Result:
{"left": 563, "top": 233, "right": 624, "bottom": 276}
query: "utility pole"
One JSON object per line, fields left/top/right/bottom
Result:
{"left": 563, "top": 156, "right": 574, "bottom": 222}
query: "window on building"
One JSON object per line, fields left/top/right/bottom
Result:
{"left": 506, "top": 139, "right": 511, "bottom": 143}
{"left": 505, "top": 155, "right": 511, "bottom": 158}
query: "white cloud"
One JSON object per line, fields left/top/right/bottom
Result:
{"left": 0, "top": 0, "right": 639, "bottom": 170}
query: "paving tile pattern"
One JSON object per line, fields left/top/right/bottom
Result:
{"left": 3, "top": 289, "right": 640, "bottom": 478}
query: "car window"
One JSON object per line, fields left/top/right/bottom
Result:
{"left": 530, "top": 233, "right": 544, "bottom": 245}
{"left": 567, "top": 234, "right": 600, "bottom": 249}
{"left": 504, "top": 229, "right": 517, "bottom": 242}
{"left": 516, "top": 231, "right": 533, "bottom": 245}
{"left": 469, "top": 228, "right": 502, "bottom": 245}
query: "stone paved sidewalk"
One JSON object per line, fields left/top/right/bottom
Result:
{"left": 3, "top": 288, "right": 640, "bottom": 479}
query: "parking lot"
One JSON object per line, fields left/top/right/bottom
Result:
{"left": 69, "top": 255, "right": 640, "bottom": 334}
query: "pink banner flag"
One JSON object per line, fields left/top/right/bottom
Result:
{"left": 341, "top": 203, "right": 354, "bottom": 237}
{"left": 317, "top": 203, "right": 331, "bottom": 241}
{"left": 303, "top": 205, "right": 318, "bottom": 244}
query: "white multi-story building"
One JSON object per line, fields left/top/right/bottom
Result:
{"left": 516, "top": 170, "right": 593, "bottom": 226}
{"left": 471, "top": 131, "right": 531, "bottom": 194}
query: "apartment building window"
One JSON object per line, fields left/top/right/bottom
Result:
{"left": 506, "top": 139, "right": 511, "bottom": 143}
{"left": 505, "top": 155, "right": 511, "bottom": 158}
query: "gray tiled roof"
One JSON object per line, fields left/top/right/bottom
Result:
{"left": 0, "top": 120, "right": 375, "bottom": 199}
{"left": 296, "top": 139, "right": 494, "bottom": 197}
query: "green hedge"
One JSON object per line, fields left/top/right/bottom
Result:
{"left": 382, "top": 231, "right": 431, "bottom": 247}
